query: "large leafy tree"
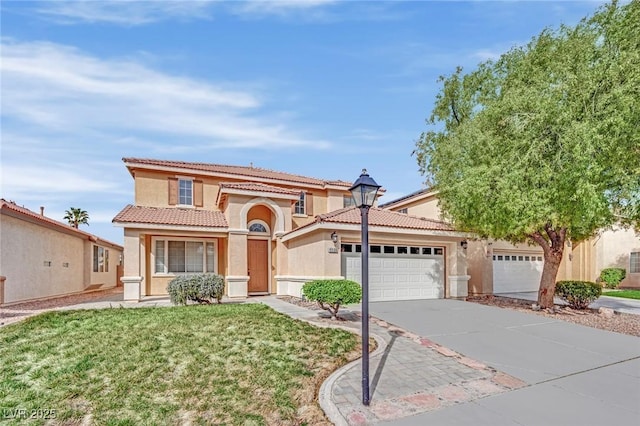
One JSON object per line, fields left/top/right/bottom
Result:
{"left": 64, "top": 207, "right": 90, "bottom": 229}
{"left": 414, "top": 0, "right": 639, "bottom": 308}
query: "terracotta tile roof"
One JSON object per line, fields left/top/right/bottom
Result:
{"left": 123, "top": 157, "right": 352, "bottom": 188}
{"left": 0, "top": 199, "right": 123, "bottom": 249}
{"left": 113, "top": 205, "right": 228, "bottom": 228}
{"left": 315, "top": 207, "right": 454, "bottom": 231}
{"left": 219, "top": 182, "right": 301, "bottom": 196}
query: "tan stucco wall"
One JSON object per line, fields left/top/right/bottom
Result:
{"left": 133, "top": 170, "right": 221, "bottom": 208}
{"left": 387, "top": 194, "right": 442, "bottom": 220}
{"left": 0, "top": 215, "right": 121, "bottom": 305}
{"left": 594, "top": 227, "right": 640, "bottom": 288}
{"left": 247, "top": 205, "right": 273, "bottom": 227}
{"left": 286, "top": 231, "right": 341, "bottom": 276}
{"left": 89, "top": 242, "right": 123, "bottom": 288}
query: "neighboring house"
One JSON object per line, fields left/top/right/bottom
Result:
{"left": 113, "top": 158, "right": 471, "bottom": 302}
{"left": 0, "top": 200, "right": 123, "bottom": 306}
{"left": 380, "top": 189, "right": 640, "bottom": 293}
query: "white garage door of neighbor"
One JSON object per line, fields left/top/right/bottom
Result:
{"left": 342, "top": 244, "right": 444, "bottom": 302}
{"left": 493, "top": 253, "right": 544, "bottom": 293}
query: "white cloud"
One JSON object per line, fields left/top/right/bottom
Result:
{"left": 35, "top": 0, "right": 217, "bottom": 26}
{"left": 1, "top": 39, "right": 329, "bottom": 149}
{"left": 1, "top": 164, "right": 125, "bottom": 201}
{"left": 231, "top": 0, "right": 337, "bottom": 16}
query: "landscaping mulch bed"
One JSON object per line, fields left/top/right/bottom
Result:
{"left": 467, "top": 295, "right": 640, "bottom": 337}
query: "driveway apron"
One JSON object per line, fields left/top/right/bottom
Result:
{"left": 371, "top": 299, "right": 640, "bottom": 425}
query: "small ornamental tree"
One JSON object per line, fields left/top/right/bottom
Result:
{"left": 555, "top": 280, "right": 602, "bottom": 310}
{"left": 599, "top": 268, "right": 626, "bottom": 289}
{"left": 167, "top": 273, "right": 225, "bottom": 305}
{"left": 302, "top": 279, "right": 362, "bottom": 320}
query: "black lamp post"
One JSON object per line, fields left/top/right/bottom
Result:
{"left": 349, "top": 168, "right": 381, "bottom": 406}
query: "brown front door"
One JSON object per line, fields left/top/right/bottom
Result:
{"left": 248, "top": 239, "right": 269, "bottom": 293}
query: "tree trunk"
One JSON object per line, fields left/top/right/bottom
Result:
{"left": 529, "top": 225, "right": 566, "bottom": 309}
{"left": 538, "top": 252, "right": 562, "bottom": 308}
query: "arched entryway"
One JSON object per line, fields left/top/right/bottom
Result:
{"left": 247, "top": 219, "right": 271, "bottom": 294}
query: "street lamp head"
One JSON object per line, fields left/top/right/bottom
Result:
{"left": 349, "top": 169, "right": 381, "bottom": 208}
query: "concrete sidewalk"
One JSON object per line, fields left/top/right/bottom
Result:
{"left": 371, "top": 299, "right": 640, "bottom": 425}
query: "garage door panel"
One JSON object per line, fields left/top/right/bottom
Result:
{"left": 343, "top": 252, "right": 444, "bottom": 302}
{"left": 493, "top": 254, "right": 543, "bottom": 293}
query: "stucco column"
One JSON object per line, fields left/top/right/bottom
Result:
{"left": 275, "top": 234, "right": 289, "bottom": 295}
{"left": 122, "top": 230, "right": 143, "bottom": 301}
{"left": 121, "top": 276, "right": 143, "bottom": 302}
{"left": 227, "top": 230, "right": 249, "bottom": 297}
{"left": 0, "top": 276, "right": 5, "bottom": 305}
{"left": 447, "top": 242, "right": 470, "bottom": 298}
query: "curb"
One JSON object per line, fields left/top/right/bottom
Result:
{"left": 319, "top": 331, "right": 387, "bottom": 426}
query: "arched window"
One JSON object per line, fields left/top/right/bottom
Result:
{"left": 248, "top": 220, "right": 270, "bottom": 234}
{"left": 249, "top": 223, "right": 267, "bottom": 233}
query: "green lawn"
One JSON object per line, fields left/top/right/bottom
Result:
{"left": 602, "top": 289, "right": 640, "bottom": 300}
{"left": 0, "top": 304, "right": 358, "bottom": 425}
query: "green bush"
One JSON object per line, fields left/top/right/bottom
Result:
{"left": 302, "top": 279, "right": 362, "bottom": 320}
{"left": 555, "top": 280, "right": 602, "bottom": 309}
{"left": 599, "top": 268, "right": 626, "bottom": 289}
{"left": 167, "top": 273, "right": 225, "bottom": 305}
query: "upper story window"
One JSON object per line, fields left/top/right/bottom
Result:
{"left": 631, "top": 252, "right": 640, "bottom": 273}
{"left": 169, "top": 177, "right": 202, "bottom": 207}
{"left": 398, "top": 208, "right": 408, "bottom": 214}
{"left": 179, "top": 179, "right": 193, "bottom": 205}
{"left": 344, "top": 195, "right": 355, "bottom": 208}
{"left": 294, "top": 192, "right": 306, "bottom": 215}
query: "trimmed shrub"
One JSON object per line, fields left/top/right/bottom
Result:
{"left": 302, "top": 279, "right": 362, "bottom": 320}
{"left": 599, "top": 268, "right": 626, "bottom": 289}
{"left": 555, "top": 280, "right": 602, "bottom": 309}
{"left": 167, "top": 273, "right": 225, "bottom": 306}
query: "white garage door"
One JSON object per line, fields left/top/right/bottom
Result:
{"left": 493, "top": 253, "right": 544, "bottom": 293}
{"left": 342, "top": 244, "right": 444, "bottom": 302}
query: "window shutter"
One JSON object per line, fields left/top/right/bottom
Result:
{"left": 306, "top": 192, "right": 313, "bottom": 216}
{"left": 194, "top": 180, "right": 203, "bottom": 207}
{"left": 291, "top": 199, "right": 297, "bottom": 214}
{"left": 168, "top": 177, "right": 178, "bottom": 205}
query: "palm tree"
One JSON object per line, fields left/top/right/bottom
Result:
{"left": 64, "top": 207, "right": 89, "bottom": 228}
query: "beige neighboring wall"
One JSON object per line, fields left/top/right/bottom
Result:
{"left": 384, "top": 191, "right": 442, "bottom": 221}
{"left": 0, "top": 214, "right": 123, "bottom": 305}
{"left": 595, "top": 227, "right": 640, "bottom": 288}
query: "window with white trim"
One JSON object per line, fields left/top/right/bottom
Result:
{"left": 93, "top": 245, "right": 109, "bottom": 272}
{"left": 178, "top": 178, "right": 193, "bottom": 205}
{"left": 631, "top": 252, "right": 640, "bottom": 273}
{"left": 154, "top": 239, "right": 217, "bottom": 274}
{"left": 294, "top": 192, "right": 305, "bottom": 215}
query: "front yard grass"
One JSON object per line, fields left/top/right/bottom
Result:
{"left": 0, "top": 304, "right": 358, "bottom": 425}
{"left": 602, "top": 289, "right": 640, "bottom": 300}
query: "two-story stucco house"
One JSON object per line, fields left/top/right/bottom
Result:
{"left": 380, "top": 189, "right": 640, "bottom": 294}
{"left": 113, "top": 158, "right": 471, "bottom": 301}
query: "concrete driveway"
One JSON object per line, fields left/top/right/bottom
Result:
{"left": 371, "top": 299, "right": 640, "bottom": 425}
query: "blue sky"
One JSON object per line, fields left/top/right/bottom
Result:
{"left": 1, "top": 0, "right": 606, "bottom": 244}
